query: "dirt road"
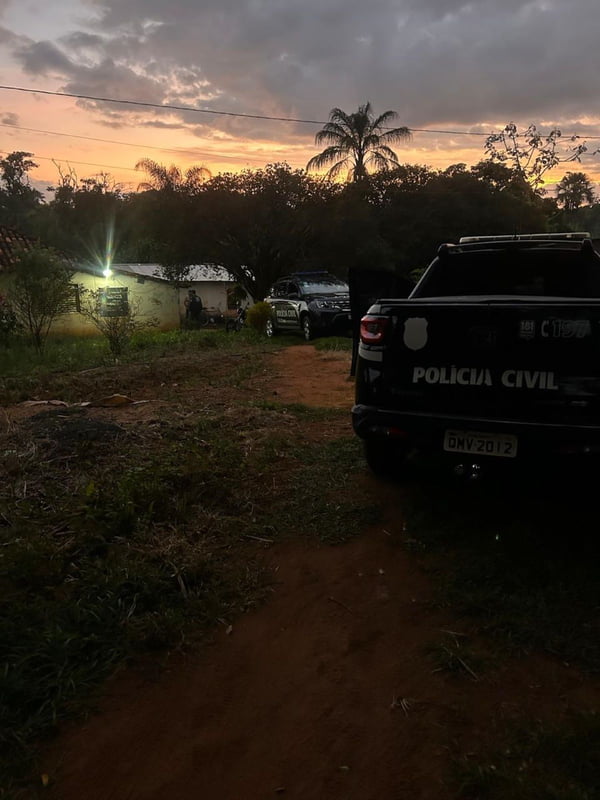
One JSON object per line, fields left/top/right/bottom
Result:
{"left": 41, "top": 345, "right": 597, "bottom": 799}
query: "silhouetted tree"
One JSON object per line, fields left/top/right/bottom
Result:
{"left": 0, "top": 151, "right": 44, "bottom": 230}
{"left": 201, "top": 163, "right": 335, "bottom": 299}
{"left": 555, "top": 171, "right": 595, "bottom": 212}
{"left": 307, "top": 103, "right": 411, "bottom": 183}
{"left": 135, "top": 158, "right": 211, "bottom": 194}
{"left": 484, "top": 123, "right": 587, "bottom": 189}
{"left": 37, "top": 168, "right": 126, "bottom": 263}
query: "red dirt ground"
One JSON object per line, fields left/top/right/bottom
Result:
{"left": 39, "top": 345, "right": 599, "bottom": 800}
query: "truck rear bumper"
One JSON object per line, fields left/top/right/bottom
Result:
{"left": 352, "top": 403, "right": 600, "bottom": 457}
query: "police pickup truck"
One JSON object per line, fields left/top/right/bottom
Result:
{"left": 265, "top": 271, "right": 351, "bottom": 341}
{"left": 352, "top": 233, "right": 600, "bottom": 474}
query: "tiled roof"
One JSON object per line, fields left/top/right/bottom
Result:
{"left": 0, "top": 225, "right": 37, "bottom": 271}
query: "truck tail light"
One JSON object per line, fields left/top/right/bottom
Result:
{"left": 360, "top": 314, "right": 389, "bottom": 345}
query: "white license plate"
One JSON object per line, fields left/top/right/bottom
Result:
{"left": 443, "top": 429, "right": 518, "bottom": 458}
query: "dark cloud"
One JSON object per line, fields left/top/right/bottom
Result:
{"left": 0, "top": 23, "right": 27, "bottom": 47}
{"left": 71, "top": 0, "right": 600, "bottom": 131}
{"left": 3, "top": 0, "right": 600, "bottom": 170}
{"left": 16, "top": 39, "right": 74, "bottom": 74}
{"left": 59, "top": 30, "right": 106, "bottom": 51}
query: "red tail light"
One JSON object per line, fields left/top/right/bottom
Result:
{"left": 360, "top": 314, "right": 389, "bottom": 345}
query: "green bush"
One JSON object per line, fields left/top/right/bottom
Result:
{"left": 0, "top": 293, "right": 19, "bottom": 344}
{"left": 246, "top": 301, "right": 273, "bottom": 334}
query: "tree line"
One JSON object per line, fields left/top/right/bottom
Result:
{"left": 0, "top": 104, "right": 598, "bottom": 301}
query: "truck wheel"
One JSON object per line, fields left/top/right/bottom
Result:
{"left": 265, "top": 318, "right": 275, "bottom": 338}
{"left": 363, "top": 438, "right": 408, "bottom": 478}
{"left": 301, "top": 315, "right": 312, "bottom": 341}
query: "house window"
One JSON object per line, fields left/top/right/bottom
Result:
{"left": 58, "top": 284, "right": 81, "bottom": 313}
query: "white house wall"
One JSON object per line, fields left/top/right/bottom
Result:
{"left": 52, "top": 270, "right": 180, "bottom": 337}
{"left": 178, "top": 281, "right": 232, "bottom": 317}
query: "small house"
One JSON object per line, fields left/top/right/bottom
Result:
{"left": 111, "top": 263, "right": 250, "bottom": 319}
{"left": 0, "top": 226, "right": 249, "bottom": 336}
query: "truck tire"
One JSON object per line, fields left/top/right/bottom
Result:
{"left": 301, "top": 315, "right": 312, "bottom": 341}
{"left": 363, "top": 438, "right": 409, "bottom": 478}
{"left": 265, "top": 318, "right": 275, "bottom": 337}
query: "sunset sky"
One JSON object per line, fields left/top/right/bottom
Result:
{"left": 0, "top": 0, "right": 599, "bottom": 196}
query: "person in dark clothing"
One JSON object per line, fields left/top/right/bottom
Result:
{"left": 185, "top": 289, "right": 203, "bottom": 322}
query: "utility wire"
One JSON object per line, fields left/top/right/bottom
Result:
{"left": 0, "top": 121, "right": 214, "bottom": 156}
{"left": 3, "top": 83, "right": 599, "bottom": 140}
{"left": 0, "top": 84, "right": 326, "bottom": 125}
{"left": 0, "top": 149, "right": 140, "bottom": 173}
{"left": 0, "top": 121, "right": 272, "bottom": 163}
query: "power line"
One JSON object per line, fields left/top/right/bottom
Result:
{"left": 0, "top": 145, "right": 305, "bottom": 176}
{"left": 3, "top": 82, "right": 600, "bottom": 140}
{"left": 0, "top": 147, "right": 305, "bottom": 179}
{"left": 0, "top": 149, "right": 140, "bottom": 173}
{"left": 0, "top": 84, "right": 326, "bottom": 125}
{"left": 0, "top": 121, "right": 265, "bottom": 164}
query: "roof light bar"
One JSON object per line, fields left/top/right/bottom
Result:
{"left": 459, "top": 232, "right": 591, "bottom": 244}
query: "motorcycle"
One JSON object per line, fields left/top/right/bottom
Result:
{"left": 225, "top": 305, "right": 247, "bottom": 333}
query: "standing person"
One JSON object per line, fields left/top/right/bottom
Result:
{"left": 185, "top": 289, "right": 203, "bottom": 323}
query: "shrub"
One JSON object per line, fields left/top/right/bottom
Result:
{"left": 0, "top": 293, "right": 19, "bottom": 344}
{"left": 246, "top": 301, "right": 273, "bottom": 334}
{"left": 79, "top": 289, "right": 158, "bottom": 358}
{"left": 8, "top": 246, "right": 76, "bottom": 353}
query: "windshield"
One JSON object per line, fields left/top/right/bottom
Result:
{"left": 418, "top": 250, "right": 600, "bottom": 298}
{"left": 298, "top": 278, "right": 348, "bottom": 295}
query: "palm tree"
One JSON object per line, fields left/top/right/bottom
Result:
{"left": 135, "top": 158, "right": 211, "bottom": 194}
{"left": 555, "top": 171, "right": 595, "bottom": 212}
{"left": 306, "top": 103, "right": 411, "bottom": 182}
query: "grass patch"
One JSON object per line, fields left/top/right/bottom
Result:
{"left": 250, "top": 399, "right": 345, "bottom": 420}
{"left": 270, "top": 435, "right": 377, "bottom": 544}
{"left": 454, "top": 712, "right": 600, "bottom": 799}
{"left": 399, "top": 460, "right": 600, "bottom": 799}
{"left": 0, "top": 346, "right": 369, "bottom": 795}
{"left": 0, "top": 335, "right": 110, "bottom": 379}
{"left": 312, "top": 336, "right": 352, "bottom": 352}
{"left": 0, "top": 328, "right": 283, "bottom": 404}
{"left": 400, "top": 459, "right": 600, "bottom": 673}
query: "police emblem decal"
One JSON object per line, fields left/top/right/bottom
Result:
{"left": 403, "top": 317, "right": 428, "bottom": 351}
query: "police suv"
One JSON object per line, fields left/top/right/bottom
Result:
{"left": 353, "top": 233, "right": 600, "bottom": 474}
{"left": 265, "top": 271, "right": 351, "bottom": 340}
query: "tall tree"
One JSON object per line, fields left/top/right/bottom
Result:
{"left": 306, "top": 103, "right": 411, "bottom": 182}
{"left": 0, "top": 151, "right": 44, "bottom": 230}
{"left": 200, "top": 163, "right": 335, "bottom": 300}
{"left": 135, "top": 159, "right": 211, "bottom": 194}
{"left": 132, "top": 158, "right": 213, "bottom": 282}
{"left": 555, "top": 171, "right": 596, "bottom": 212}
{"left": 38, "top": 168, "right": 126, "bottom": 262}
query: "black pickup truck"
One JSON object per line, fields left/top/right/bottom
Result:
{"left": 352, "top": 233, "right": 600, "bottom": 474}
